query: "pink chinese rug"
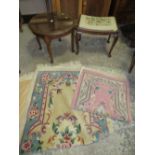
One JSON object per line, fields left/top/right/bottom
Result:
{"left": 72, "top": 68, "right": 132, "bottom": 122}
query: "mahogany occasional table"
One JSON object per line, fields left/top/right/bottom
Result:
{"left": 29, "top": 13, "right": 75, "bottom": 63}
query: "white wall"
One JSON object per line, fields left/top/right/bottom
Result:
{"left": 19, "top": 0, "right": 46, "bottom": 15}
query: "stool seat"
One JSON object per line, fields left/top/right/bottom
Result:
{"left": 79, "top": 15, "right": 118, "bottom": 32}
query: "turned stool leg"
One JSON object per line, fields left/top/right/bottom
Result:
{"left": 128, "top": 52, "right": 135, "bottom": 73}
{"left": 44, "top": 37, "right": 53, "bottom": 63}
{"left": 75, "top": 31, "right": 80, "bottom": 54}
{"left": 36, "top": 36, "right": 42, "bottom": 50}
{"left": 108, "top": 34, "right": 118, "bottom": 57}
{"left": 107, "top": 34, "right": 111, "bottom": 43}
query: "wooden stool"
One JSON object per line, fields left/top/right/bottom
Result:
{"left": 75, "top": 15, "right": 119, "bottom": 57}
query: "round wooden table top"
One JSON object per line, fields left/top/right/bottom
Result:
{"left": 29, "top": 13, "right": 75, "bottom": 38}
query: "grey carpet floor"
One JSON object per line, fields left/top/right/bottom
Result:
{"left": 19, "top": 24, "right": 135, "bottom": 155}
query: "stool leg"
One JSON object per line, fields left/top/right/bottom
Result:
{"left": 71, "top": 30, "right": 74, "bottom": 52}
{"left": 44, "top": 37, "right": 53, "bottom": 63}
{"left": 128, "top": 52, "right": 135, "bottom": 73}
{"left": 75, "top": 31, "right": 80, "bottom": 54}
{"left": 36, "top": 36, "right": 42, "bottom": 50}
{"left": 107, "top": 34, "right": 111, "bottom": 43}
{"left": 108, "top": 34, "right": 118, "bottom": 57}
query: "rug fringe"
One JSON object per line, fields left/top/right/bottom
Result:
{"left": 37, "top": 62, "right": 82, "bottom": 69}
{"left": 19, "top": 72, "right": 35, "bottom": 81}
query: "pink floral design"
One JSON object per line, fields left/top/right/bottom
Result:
{"left": 22, "top": 140, "right": 32, "bottom": 152}
{"left": 28, "top": 104, "right": 39, "bottom": 119}
{"left": 57, "top": 134, "right": 72, "bottom": 149}
{"left": 57, "top": 135, "right": 72, "bottom": 149}
{"left": 41, "top": 73, "right": 49, "bottom": 83}
{"left": 64, "top": 134, "right": 72, "bottom": 143}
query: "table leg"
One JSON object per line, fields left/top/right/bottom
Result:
{"left": 19, "top": 10, "right": 23, "bottom": 32}
{"left": 71, "top": 30, "right": 74, "bottom": 52}
{"left": 107, "top": 34, "right": 111, "bottom": 43}
{"left": 75, "top": 31, "right": 80, "bottom": 54}
{"left": 36, "top": 36, "right": 42, "bottom": 50}
{"left": 44, "top": 37, "right": 53, "bottom": 63}
{"left": 128, "top": 52, "right": 135, "bottom": 73}
{"left": 19, "top": 21, "right": 23, "bottom": 32}
{"left": 108, "top": 34, "right": 118, "bottom": 57}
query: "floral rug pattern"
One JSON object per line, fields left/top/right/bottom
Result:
{"left": 20, "top": 71, "right": 110, "bottom": 154}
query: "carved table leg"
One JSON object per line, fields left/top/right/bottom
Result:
{"left": 107, "top": 34, "right": 111, "bottom": 43}
{"left": 71, "top": 30, "right": 74, "bottom": 52}
{"left": 108, "top": 34, "right": 118, "bottom": 57}
{"left": 128, "top": 52, "right": 135, "bottom": 73}
{"left": 19, "top": 21, "right": 23, "bottom": 32}
{"left": 36, "top": 35, "right": 42, "bottom": 50}
{"left": 44, "top": 37, "right": 53, "bottom": 63}
{"left": 19, "top": 10, "right": 23, "bottom": 32}
{"left": 75, "top": 31, "right": 80, "bottom": 54}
